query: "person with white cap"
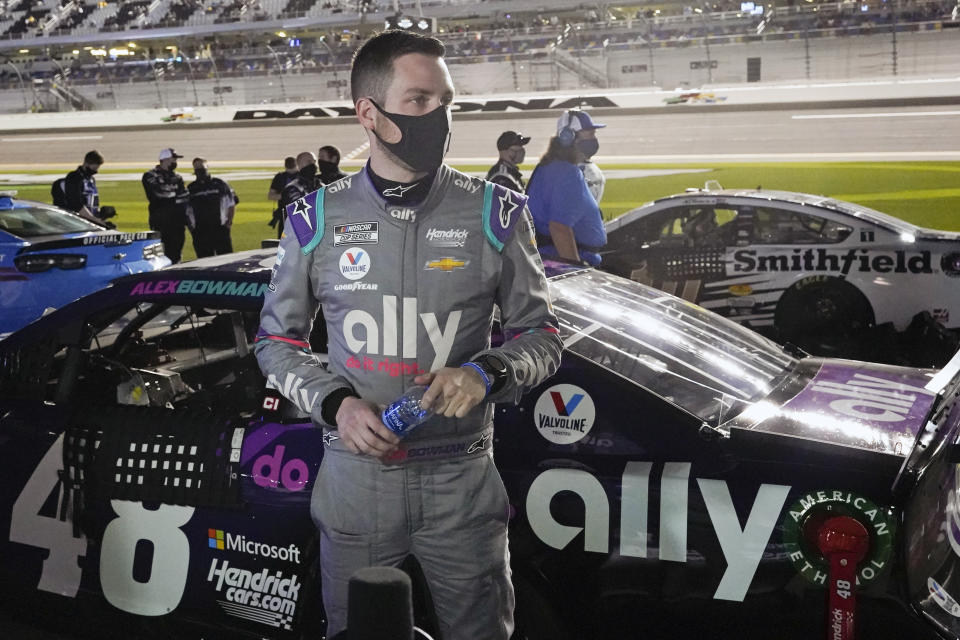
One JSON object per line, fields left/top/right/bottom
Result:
{"left": 526, "top": 108, "right": 607, "bottom": 266}
{"left": 485, "top": 130, "right": 530, "bottom": 193}
{"left": 142, "top": 148, "right": 189, "bottom": 263}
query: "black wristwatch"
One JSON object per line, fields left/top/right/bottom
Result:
{"left": 472, "top": 354, "right": 509, "bottom": 394}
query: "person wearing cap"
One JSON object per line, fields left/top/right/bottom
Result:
{"left": 62, "top": 150, "right": 104, "bottom": 220}
{"left": 526, "top": 108, "right": 607, "bottom": 266}
{"left": 142, "top": 148, "right": 189, "bottom": 263}
{"left": 485, "top": 130, "right": 530, "bottom": 193}
{"left": 186, "top": 157, "right": 238, "bottom": 258}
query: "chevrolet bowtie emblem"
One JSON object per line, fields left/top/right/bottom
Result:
{"left": 424, "top": 257, "right": 468, "bottom": 272}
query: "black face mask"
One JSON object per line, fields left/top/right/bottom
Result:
{"left": 85, "top": 166, "right": 98, "bottom": 176}
{"left": 370, "top": 100, "right": 451, "bottom": 173}
{"left": 195, "top": 168, "right": 209, "bottom": 180}
{"left": 575, "top": 138, "right": 599, "bottom": 159}
{"left": 169, "top": 162, "right": 178, "bottom": 171}
{"left": 300, "top": 164, "right": 318, "bottom": 180}
{"left": 317, "top": 160, "right": 339, "bottom": 175}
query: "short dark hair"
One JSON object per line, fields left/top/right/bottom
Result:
{"left": 350, "top": 30, "right": 445, "bottom": 105}
{"left": 192, "top": 157, "right": 207, "bottom": 165}
{"left": 284, "top": 156, "right": 297, "bottom": 169}
{"left": 84, "top": 150, "right": 104, "bottom": 165}
{"left": 318, "top": 144, "right": 341, "bottom": 165}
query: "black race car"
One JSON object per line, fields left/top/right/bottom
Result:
{"left": 0, "top": 249, "right": 958, "bottom": 640}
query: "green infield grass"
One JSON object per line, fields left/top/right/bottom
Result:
{"left": 6, "top": 161, "right": 960, "bottom": 262}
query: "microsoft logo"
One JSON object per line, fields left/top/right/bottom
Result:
{"left": 208, "top": 529, "right": 225, "bottom": 550}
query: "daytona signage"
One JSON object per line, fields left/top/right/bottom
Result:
{"left": 232, "top": 96, "right": 618, "bottom": 121}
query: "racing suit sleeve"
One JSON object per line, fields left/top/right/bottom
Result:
{"left": 473, "top": 208, "right": 563, "bottom": 404}
{"left": 253, "top": 231, "right": 357, "bottom": 428}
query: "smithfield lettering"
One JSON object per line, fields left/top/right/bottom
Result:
{"left": 732, "top": 248, "right": 932, "bottom": 275}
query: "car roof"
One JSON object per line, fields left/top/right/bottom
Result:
{"left": 608, "top": 188, "right": 927, "bottom": 237}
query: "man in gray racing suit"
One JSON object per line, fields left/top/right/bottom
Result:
{"left": 254, "top": 30, "right": 562, "bottom": 640}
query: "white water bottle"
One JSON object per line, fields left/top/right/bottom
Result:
{"left": 381, "top": 385, "right": 434, "bottom": 436}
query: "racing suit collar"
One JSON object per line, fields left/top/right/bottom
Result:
{"left": 360, "top": 162, "right": 452, "bottom": 223}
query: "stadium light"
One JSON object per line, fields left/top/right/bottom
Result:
{"left": 276, "top": 31, "right": 286, "bottom": 37}
{"left": 18, "top": 49, "right": 28, "bottom": 53}
{"left": 128, "top": 42, "right": 137, "bottom": 48}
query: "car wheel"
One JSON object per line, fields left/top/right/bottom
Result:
{"left": 775, "top": 276, "right": 874, "bottom": 353}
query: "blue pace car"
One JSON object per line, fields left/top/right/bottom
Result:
{"left": 0, "top": 249, "right": 959, "bottom": 640}
{"left": 0, "top": 192, "right": 169, "bottom": 336}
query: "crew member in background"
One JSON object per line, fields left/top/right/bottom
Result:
{"left": 317, "top": 144, "right": 348, "bottom": 184}
{"left": 485, "top": 130, "right": 530, "bottom": 193}
{"left": 279, "top": 151, "right": 323, "bottom": 213}
{"left": 62, "top": 150, "right": 104, "bottom": 219}
{"left": 142, "top": 148, "right": 189, "bottom": 263}
{"left": 186, "top": 157, "right": 238, "bottom": 258}
{"left": 526, "top": 109, "right": 606, "bottom": 266}
{"left": 574, "top": 111, "right": 606, "bottom": 204}
{"left": 268, "top": 156, "right": 298, "bottom": 238}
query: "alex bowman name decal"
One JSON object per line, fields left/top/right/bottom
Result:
{"left": 334, "top": 222, "right": 379, "bottom": 246}
{"left": 534, "top": 384, "right": 595, "bottom": 445}
{"left": 207, "top": 559, "right": 301, "bottom": 630}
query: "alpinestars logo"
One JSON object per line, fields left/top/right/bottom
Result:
{"left": 383, "top": 183, "right": 417, "bottom": 198}
{"left": 291, "top": 197, "right": 312, "bottom": 230}
{"left": 498, "top": 191, "right": 522, "bottom": 228}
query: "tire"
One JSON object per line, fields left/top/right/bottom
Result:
{"left": 775, "top": 277, "right": 875, "bottom": 354}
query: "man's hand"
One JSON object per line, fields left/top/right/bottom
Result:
{"left": 335, "top": 396, "right": 400, "bottom": 458}
{"left": 415, "top": 367, "right": 486, "bottom": 418}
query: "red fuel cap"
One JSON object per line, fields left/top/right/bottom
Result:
{"left": 816, "top": 515, "right": 869, "bottom": 559}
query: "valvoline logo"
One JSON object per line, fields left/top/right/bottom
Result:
{"left": 339, "top": 247, "right": 371, "bottom": 281}
{"left": 534, "top": 384, "right": 595, "bottom": 445}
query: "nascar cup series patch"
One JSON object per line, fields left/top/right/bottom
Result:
{"left": 534, "top": 384, "right": 595, "bottom": 445}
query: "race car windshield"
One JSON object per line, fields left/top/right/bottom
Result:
{"left": 549, "top": 269, "right": 797, "bottom": 426}
{"left": 0, "top": 204, "right": 103, "bottom": 237}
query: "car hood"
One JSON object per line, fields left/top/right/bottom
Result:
{"left": 728, "top": 358, "right": 938, "bottom": 459}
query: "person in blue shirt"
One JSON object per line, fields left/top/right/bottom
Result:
{"left": 526, "top": 108, "right": 607, "bottom": 266}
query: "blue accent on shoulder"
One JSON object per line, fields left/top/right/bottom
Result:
{"left": 284, "top": 188, "right": 325, "bottom": 254}
{"left": 482, "top": 182, "right": 527, "bottom": 253}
